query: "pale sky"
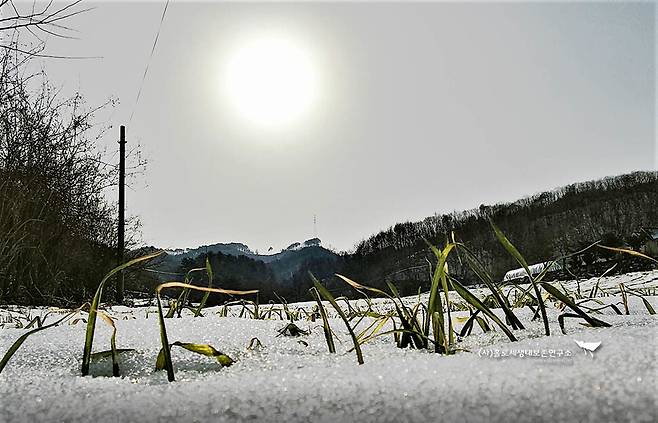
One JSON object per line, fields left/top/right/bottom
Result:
{"left": 29, "top": 1, "right": 656, "bottom": 252}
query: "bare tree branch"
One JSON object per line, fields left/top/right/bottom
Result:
{"left": 0, "top": 0, "right": 92, "bottom": 57}
{"left": 0, "top": 43, "right": 101, "bottom": 60}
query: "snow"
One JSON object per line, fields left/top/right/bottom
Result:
{"left": 503, "top": 261, "right": 562, "bottom": 281}
{"left": 1, "top": 271, "right": 657, "bottom": 423}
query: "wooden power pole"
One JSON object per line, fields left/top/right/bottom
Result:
{"left": 116, "top": 125, "right": 126, "bottom": 304}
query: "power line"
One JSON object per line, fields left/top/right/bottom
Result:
{"left": 128, "top": 0, "right": 170, "bottom": 126}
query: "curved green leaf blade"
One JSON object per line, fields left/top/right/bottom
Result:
{"left": 82, "top": 251, "right": 164, "bottom": 376}
{"left": 310, "top": 273, "right": 364, "bottom": 364}
{"left": 450, "top": 277, "right": 517, "bottom": 342}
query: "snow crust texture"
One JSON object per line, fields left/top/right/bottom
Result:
{"left": 0, "top": 271, "right": 657, "bottom": 423}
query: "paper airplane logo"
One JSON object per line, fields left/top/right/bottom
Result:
{"left": 574, "top": 340, "right": 601, "bottom": 357}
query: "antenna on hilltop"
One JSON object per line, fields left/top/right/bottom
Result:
{"left": 313, "top": 214, "right": 317, "bottom": 238}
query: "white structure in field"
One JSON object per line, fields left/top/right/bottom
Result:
{"left": 503, "top": 261, "right": 562, "bottom": 282}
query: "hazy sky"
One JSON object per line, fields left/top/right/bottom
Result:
{"left": 32, "top": 1, "right": 656, "bottom": 252}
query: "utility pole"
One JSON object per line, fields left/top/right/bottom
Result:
{"left": 116, "top": 125, "right": 126, "bottom": 304}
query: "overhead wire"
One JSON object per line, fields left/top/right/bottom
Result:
{"left": 128, "top": 0, "right": 170, "bottom": 126}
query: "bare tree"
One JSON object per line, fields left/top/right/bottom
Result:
{"left": 0, "top": 39, "right": 145, "bottom": 305}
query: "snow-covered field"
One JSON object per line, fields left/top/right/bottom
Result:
{"left": 1, "top": 271, "right": 657, "bottom": 423}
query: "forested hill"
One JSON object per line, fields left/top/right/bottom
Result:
{"left": 142, "top": 238, "right": 340, "bottom": 303}
{"left": 332, "top": 171, "right": 657, "bottom": 294}
{"left": 141, "top": 171, "right": 657, "bottom": 303}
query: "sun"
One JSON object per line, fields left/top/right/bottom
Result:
{"left": 221, "top": 35, "right": 319, "bottom": 129}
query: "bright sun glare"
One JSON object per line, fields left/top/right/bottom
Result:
{"left": 222, "top": 35, "right": 319, "bottom": 129}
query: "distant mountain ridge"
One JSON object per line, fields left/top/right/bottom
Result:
{"left": 165, "top": 242, "right": 253, "bottom": 258}
{"left": 151, "top": 237, "right": 337, "bottom": 282}
{"left": 164, "top": 237, "right": 323, "bottom": 262}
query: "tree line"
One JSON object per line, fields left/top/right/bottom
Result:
{"left": 333, "top": 171, "right": 658, "bottom": 296}
{"left": 173, "top": 171, "right": 657, "bottom": 302}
